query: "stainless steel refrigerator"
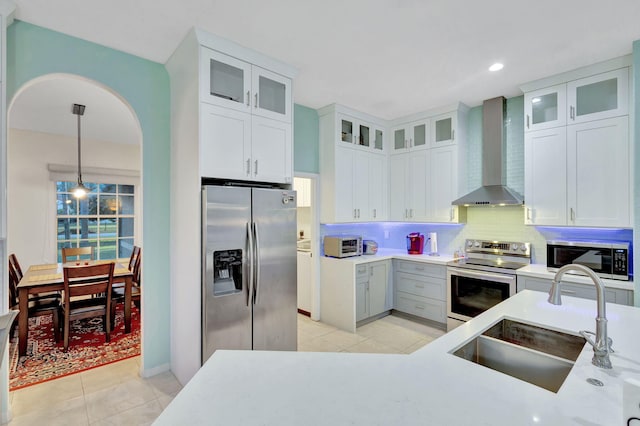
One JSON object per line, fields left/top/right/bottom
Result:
{"left": 202, "top": 184, "right": 297, "bottom": 364}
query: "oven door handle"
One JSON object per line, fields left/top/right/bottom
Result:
{"left": 448, "top": 267, "right": 516, "bottom": 284}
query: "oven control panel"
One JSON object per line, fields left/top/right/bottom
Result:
{"left": 465, "top": 239, "right": 531, "bottom": 258}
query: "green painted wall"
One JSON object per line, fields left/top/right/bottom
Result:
{"left": 6, "top": 21, "right": 171, "bottom": 369}
{"left": 293, "top": 103, "right": 319, "bottom": 174}
{"left": 633, "top": 40, "right": 640, "bottom": 306}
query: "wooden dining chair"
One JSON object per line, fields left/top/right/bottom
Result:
{"left": 59, "top": 263, "right": 114, "bottom": 351}
{"left": 8, "top": 254, "right": 60, "bottom": 341}
{"left": 61, "top": 246, "right": 95, "bottom": 263}
{"left": 112, "top": 248, "right": 141, "bottom": 327}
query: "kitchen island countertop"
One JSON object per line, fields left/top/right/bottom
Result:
{"left": 155, "top": 290, "right": 640, "bottom": 425}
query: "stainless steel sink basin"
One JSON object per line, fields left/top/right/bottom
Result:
{"left": 451, "top": 319, "right": 586, "bottom": 393}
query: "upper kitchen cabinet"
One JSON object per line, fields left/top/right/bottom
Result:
{"left": 524, "top": 84, "right": 567, "bottom": 132}
{"left": 391, "top": 120, "right": 428, "bottom": 153}
{"left": 169, "top": 30, "right": 296, "bottom": 185}
{"left": 338, "top": 114, "right": 385, "bottom": 152}
{"left": 567, "top": 68, "right": 628, "bottom": 125}
{"left": 319, "top": 104, "right": 388, "bottom": 223}
{"left": 521, "top": 56, "right": 632, "bottom": 227}
{"left": 200, "top": 48, "right": 292, "bottom": 123}
{"left": 430, "top": 112, "right": 457, "bottom": 147}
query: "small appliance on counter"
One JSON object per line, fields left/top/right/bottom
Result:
{"left": 363, "top": 240, "right": 378, "bottom": 255}
{"left": 324, "top": 235, "right": 363, "bottom": 258}
{"left": 546, "top": 240, "right": 631, "bottom": 281}
{"left": 406, "top": 232, "right": 425, "bottom": 255}
{"left": 427, "top": 232, "right": 438, "bottom": 256}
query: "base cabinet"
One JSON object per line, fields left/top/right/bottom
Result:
{"left": 517, "top": 276, "right": 632, "bottom": 306}
{"left": 356, "top": 261, "right": 391, "bottom": 322}
{"left": 393, "top": 261, "right": 446, "bottom": 323}
{"left": 320, "top": 258, "right": 391, "bottom": 332}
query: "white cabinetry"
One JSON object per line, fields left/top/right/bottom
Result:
{"left": 391, "top": 119, "right": 429, "bottom": 152}
{"left": 198, "top": 45, "right": 293, "bottom": 183}
{"left": 393, "top": 260, "right": 446, "bottom": 324}
{"left": 297, "top": 251, "right": 312, "bottom": 313}
{"left": 321, "top": 257, "right": 392, "bottom": 332}
{"left": 522, "top": 60, "right": 631, "bottom": 227}
{"left": 319, "top": 104, "right": 388, "bottom": 223}
{"left": 293, "top": 177, "right": 311, "bottom": 207}
{"left": 167, "top": 28, "right": 297, "bottom": 382}
{"left": 355, "top": 261, "right": 390, "bottom": 322}
{"left": 517, "top": 276, "right": 632, "bottom": 306}
{"left": 389, "top": 104, "right": 468, "bottom": 223}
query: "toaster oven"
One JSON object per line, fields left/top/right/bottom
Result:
{"left": 323, "top": 235, "right": 362, "bottom": 258}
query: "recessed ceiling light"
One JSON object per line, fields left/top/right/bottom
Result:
{"left": 489, "top": 63, "right": 504, "bottom": 72}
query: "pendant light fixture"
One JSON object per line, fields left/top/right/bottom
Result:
{"left": 71, "top": 103, "right": 88, "bottom": 198}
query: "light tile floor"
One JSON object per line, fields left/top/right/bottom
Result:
{"left": 5, "top": 313, "right": 445, "bottom": 425}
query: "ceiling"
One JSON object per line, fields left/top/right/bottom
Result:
{"left": 10, "top": 0, "right": 640, "bottom": 126}
{"left": 10, "top": 76, "right": 140, "bottom": 144}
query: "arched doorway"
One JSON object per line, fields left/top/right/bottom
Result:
{"left": 6, "top": 73, "right": 144, "bottom": 388}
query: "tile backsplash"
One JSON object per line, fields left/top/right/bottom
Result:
{"left": 321, "top": 205, "right": 632, "bottom": 265}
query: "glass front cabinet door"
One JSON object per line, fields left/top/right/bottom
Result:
{"left": 201, "top": 48, "right": 252, "bottom": 113}
{"left": 524, "top": 84, "right": 567, "bottom": 132}
{"left": 252, "top": 65, "right": 292, "bottom": 123}
{"left": 431, "top": 113, "right": 457, "bottom": 146}
{"left": 567, "top": 68, "right": 629, "bottom": 125}
{"left": 200, "top": 47, "right": 291, "bottom": 122}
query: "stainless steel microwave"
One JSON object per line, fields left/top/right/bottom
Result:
{"left": 323, "top": 235, "right": 362, "bottom": 258}
{"left": 546, "top": 240, "right": 631, "bottom": 281}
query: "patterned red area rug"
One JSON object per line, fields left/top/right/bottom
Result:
{"left": 9, "top": 304, "right": 140, "bottom": 391}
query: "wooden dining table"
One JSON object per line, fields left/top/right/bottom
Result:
{"left": 16, "top": 259, "right": 134, "bottom": 356}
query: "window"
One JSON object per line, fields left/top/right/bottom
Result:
{"left": 56, "top": 181, "right": 135, "bottom": 262}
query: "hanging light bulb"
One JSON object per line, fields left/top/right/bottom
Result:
{"left": 71, "top": 103, "right": 88, "bottom": 198}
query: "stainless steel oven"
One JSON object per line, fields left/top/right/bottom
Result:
{"left": 446, "top": 239, "right": 531, "bottom": 331}
{"left": 447, "top": 267, "right": 516, "bottom": 327}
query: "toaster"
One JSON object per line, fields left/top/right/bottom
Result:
{"left": 363, "top": 240, "right": 378, "bottom": 255}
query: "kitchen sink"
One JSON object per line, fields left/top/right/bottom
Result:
{"left": 451, "top": 319, "right": 586, "bottom": 393}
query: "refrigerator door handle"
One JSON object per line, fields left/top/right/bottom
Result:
{"left": 246, "top": 221, "right": 254, "bottom": 307}
{"left": 253, "top": 221, "right": 261, "bottom": 304}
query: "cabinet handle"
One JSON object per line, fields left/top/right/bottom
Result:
{"left": 354, "top": 209, "right": 357, "bottom": 219}
{"left": 526, "top": 115, "right": 530, "bottom": 129}
{"left": 570, "top": 207, "right": 575, "bottom": 222}
{"left": 451, "top": 129, "right": 455, "bottom": 140}
{"left": 254, "top": 160, "right": 258, "bottom": 175}
{"left": 246, "top": 158, "right": 251, "bottom": 176}
{"left": 410, "top": 208, "right": 413, "bottom": 218}
{"left": 373, "top": 208, "right": 377, "bottom": 219}
{"left": 570, "top": 106, "right": 575, "bottom": 120}
{"left": 246, "top": 91, "right": 250, "bottom": 106}
{"left": 357, "top": 209, "right": 360, "bottom": 219}
{"left": 526, "top": 208, "right": 532, "bottom": 221}
{"left": 254, "top": 93, "right": 258, "bottom": 109}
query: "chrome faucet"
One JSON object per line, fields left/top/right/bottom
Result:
{"left": 548, "top": 264, "right": 612, "bottom": 369}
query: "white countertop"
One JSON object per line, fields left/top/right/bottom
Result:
{"left": 155, "top": 290, "right": 640, "bottom": 425}
{"left": 322, "top": 248, "right": 456, "bottom": 265}
{"left": 518, "top": 264, "right": 634, "bottom": 291}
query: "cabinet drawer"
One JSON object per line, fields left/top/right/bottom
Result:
{"left": 356, "top": 264, "right": 368, "bottom": 278}
{"left": 395, "top": 260, "right": 445, "bottom": 279}
{"left": 395, "top": 292, "right": 446, "bottom": 323}
{"left": 519, "top": 277, "right": 632, "bottom": 306}
{"left": 395, "top": 271, "right": 445, "bottom": 301}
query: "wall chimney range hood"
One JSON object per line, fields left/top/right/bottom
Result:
{"left": 452, "top": 96, "right": 523, "bottom": 206}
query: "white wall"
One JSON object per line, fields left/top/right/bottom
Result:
{"left": 7, "top": 128, "right": 140, "bottom": 269}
